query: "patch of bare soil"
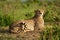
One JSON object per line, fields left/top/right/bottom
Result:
{"left": 0, "top": 26, "right": 42, "bottom": 40}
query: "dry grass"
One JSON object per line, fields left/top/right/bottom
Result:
{"left": 0, "top": 26, "right": 41, "bottom": 40}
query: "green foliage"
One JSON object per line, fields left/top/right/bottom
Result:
{"left": 44, "top": 5, "right": 60, "bottom": 22}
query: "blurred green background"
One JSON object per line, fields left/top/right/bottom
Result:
{"left": 0, "top": 0, "right": 60, "bottom": 26}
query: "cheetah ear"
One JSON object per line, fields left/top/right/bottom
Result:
{"left": 34, "top": 10, "right": 37, "bottom": 13}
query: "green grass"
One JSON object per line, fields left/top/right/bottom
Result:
{"left": 38, "top": 23, "right": 60, "bottom": 40}
{"left": 0, "top": 1, "right": 60, "bottom": 26}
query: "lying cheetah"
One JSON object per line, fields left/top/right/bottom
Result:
{"left": 9, "top": 9, "right": 45, "bottom": 33}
